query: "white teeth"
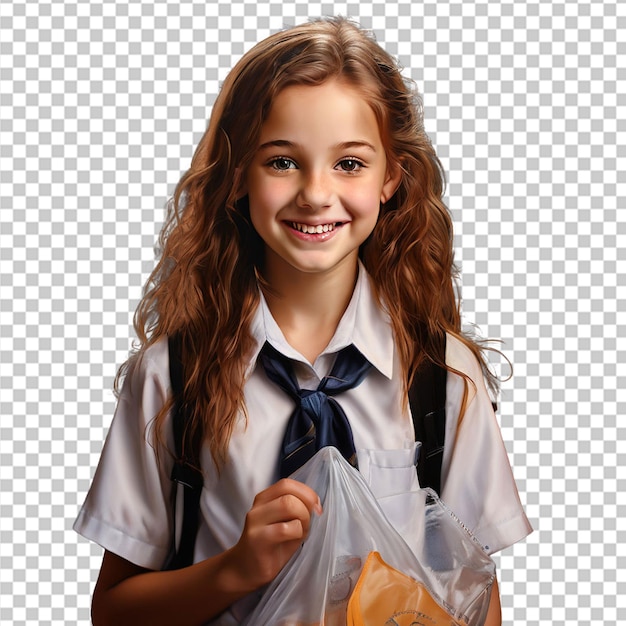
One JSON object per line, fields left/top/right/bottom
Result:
{"left": 292, "top": 222, "right": 336, "bottom": 234}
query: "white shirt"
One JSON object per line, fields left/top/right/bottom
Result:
{"left": 74, "top": 266, "right": 531, "bottom": 623}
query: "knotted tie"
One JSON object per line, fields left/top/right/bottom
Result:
{"left": 260, "top": 342, "right": 373, "bottom": 478}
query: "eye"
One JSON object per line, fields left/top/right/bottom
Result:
{"left": 269, "top": 157, "right": 296, "bottom": 171}
{"left": 336, "top": 158, "right": 364, "bottom": 172}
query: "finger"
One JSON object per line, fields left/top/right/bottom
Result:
{"left": 254, "top": 478, "right": 322, "bottom": 515}
{"left": 266, "top": 518, "right": 306, "bottom": 543}
{"left": 247, "top": 492, "right": 313, "bottom": 535}
{"left": 245, "top": 515, "right": 307, "bottom": 555}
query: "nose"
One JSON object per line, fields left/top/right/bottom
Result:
{"left": 296, "top": 170, "right": 333, "bottom": 210}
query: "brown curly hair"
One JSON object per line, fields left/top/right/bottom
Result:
{"left": 118, "top": 16, "right": 498, "bottom": 468}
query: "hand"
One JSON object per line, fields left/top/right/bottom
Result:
{"left": 226, "top": 479, "right": 322, "bottom": 591}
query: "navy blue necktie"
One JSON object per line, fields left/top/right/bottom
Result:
{"left": 260, "top": 342, "right": 373, "bottom": 478}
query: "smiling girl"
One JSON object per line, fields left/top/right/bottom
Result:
{"left": 75, "top": 17, "right": 531, "bottom": 626}
{"left": 245, "top": 80, "right": 398, "bottom": 362}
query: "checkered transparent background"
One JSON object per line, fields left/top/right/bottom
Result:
{"left": 1, "top": 0, "right": 624, "bottom": 623}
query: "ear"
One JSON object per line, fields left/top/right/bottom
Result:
{"left": 380, "top": 160, "right": 402, "bottom": 204}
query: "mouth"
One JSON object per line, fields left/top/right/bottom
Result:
{"left": 289, "top": 221, "right": 342, "bottom": 234}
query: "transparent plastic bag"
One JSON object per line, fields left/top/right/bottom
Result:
{"left": 243, "top": 447, "right": 495, "bottom": 626}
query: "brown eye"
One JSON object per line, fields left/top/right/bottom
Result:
{"left": 337, "top": 159, "right": 363, "bottom": 172}
{"left": 270, "top": 157, "right": 295, "bottom": 171}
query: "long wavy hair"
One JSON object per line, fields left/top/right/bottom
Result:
{"left": 118, "top": 16, "right": 499, "bottom": 469}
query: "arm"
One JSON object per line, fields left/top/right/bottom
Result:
{"left": 484, "top": 578, "right": 502, "bottom": 626}
{"left": 92, "top": 550, "right": 243, "bottom": 626}
{"left": 91, "top": 479, "right": 322, "bottom": 626}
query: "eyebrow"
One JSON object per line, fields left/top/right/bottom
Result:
{"left": 257, "top": 139, "right": 377, "bottom": 152}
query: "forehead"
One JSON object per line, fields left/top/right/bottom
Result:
{"left": 258, "top": 80, "right": 383, "bottom": 148}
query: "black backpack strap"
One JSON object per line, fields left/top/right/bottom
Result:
{"left": 163, "top": 334, "right": 204, "bottom": 570}
{"left": 408, "top": 333, "right": 447, "bottom": 496}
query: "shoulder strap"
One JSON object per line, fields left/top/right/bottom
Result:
{"left": 163, "top": 334, "right": 204, "bottom": 570}
{"left": 408, "top": 333, "right": 447, "bottom": 496}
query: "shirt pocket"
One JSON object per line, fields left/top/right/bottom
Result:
{"left": 357, "top": 443, "right": 421, "bottom": 498}
{"left": 357, "top": 443, "right": 425, "bottom": 554}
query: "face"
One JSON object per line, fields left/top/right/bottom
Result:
{"left": 244, "top": 80, "right": 400, "bottom": 284}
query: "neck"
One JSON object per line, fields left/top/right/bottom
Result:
{"left": 261, "top": 257, "right": 359, "bottom": 362}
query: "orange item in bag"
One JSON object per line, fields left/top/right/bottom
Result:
{"left": 346, "top": 551, "right": 465, "bottom": 626}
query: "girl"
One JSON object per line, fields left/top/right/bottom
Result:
{"left": 75, "top": 16, "right": 531, "bottom": 626}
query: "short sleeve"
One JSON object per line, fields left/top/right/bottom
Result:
{"left": 73, "top": 338, "right": 176, "bottom": 570}
{"left": 440, "top": 336, "right": 532, "bottom": 555}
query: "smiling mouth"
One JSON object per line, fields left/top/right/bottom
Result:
{"left": 290, "top": 221, "right": 341, "bottom": 234}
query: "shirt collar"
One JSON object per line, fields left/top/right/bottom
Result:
{"left": 246, "top": 262, "right": 395, "bottom": 380}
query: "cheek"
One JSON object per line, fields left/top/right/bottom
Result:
{"left": 346, "top": 182, "right": 385, "bottom": 216}
{"left": 249, "top": 177, "right": 292, "bottom": 210}
{"left": 248, "top": 184, "right": 287, "bottom": 237}
{"left": 247, "top": 179, "right": 271, "bottom": 219}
